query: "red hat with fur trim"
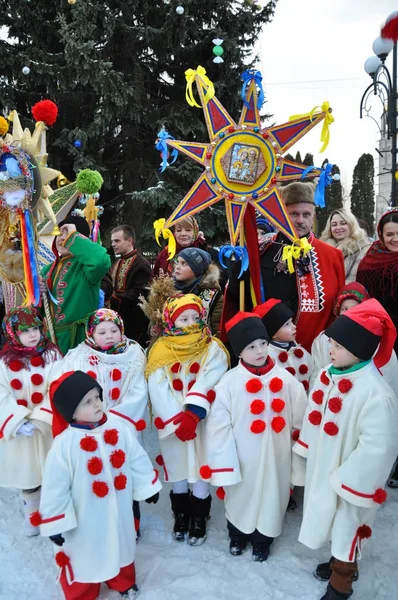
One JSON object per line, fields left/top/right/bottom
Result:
{"left": 226, "top": 312, "right": 268, "bottom": 357}
{"left": 253, "top": 299, "right": 294, "bottom": 339}
{"left": 325, "top": 299, "right": 396, "bottom": 368}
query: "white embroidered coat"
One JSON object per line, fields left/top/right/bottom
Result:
{"left": 310, "top": 331, "right": 398, "bottom": 398}
{"left": 294, "top": 362, "right": 398, "bottom": 562}
{"left": 0, "top": 355, "right": 61, "bottom": 489}
{"left": 60, "top": 342, "right": 148, "bottom": 432}
{"left": 204, "top": 362, "right": 308, "bottom": 537}
{"left": 147, "top": 340, "right": 229, "bottom": 483}
{"left": 38, "top": 414, "right": 162, "bottom": 584}
{"left": 267, "top": 342, "right": 313, "bottom": 393}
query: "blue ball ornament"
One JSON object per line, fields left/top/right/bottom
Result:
{"left": 211, "top": 177, "right": 216, "bottom": 183}
{"left": 252, "top": 192, "right": 258, "bottom": 199}
{"left": 74, "top": 140, "right": 82, "bottom": 149}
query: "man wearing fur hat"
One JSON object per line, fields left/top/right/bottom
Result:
{"left": 40, "top": 216, "right": 111, "bottom": 355}
{"left": 260, "top": 182, "right": 345, "bottom": 351}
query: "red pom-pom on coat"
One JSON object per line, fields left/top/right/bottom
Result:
{"left": 172, "top": 379, "right": 184, "bottom": 392}
{"left": 189, "top": 362, "right": 200, "bottom": 374}
{"left": 87, "top": 457, "right": 103, "bottom": 475}
{"left": 200, "top": 465, "right": 212, "bottom": 480}
{"left": 216, "top": 487, "right": 226, "bottom": 500}
{"left": 278, "top": 351, "right": 288, "bottom": 363}
{"left": 207, "top": 390, "right": 216, "bottom": 403}
{"left": 31, "top": 392, "right": 43, "bottom": 405}
{"left": 154, "top": 417, "right": 165, "bottom": 430}
{"left": 373, "top": 488, "right": 387, "bottom": 504}
{"left": 111, "top": 388, "right": 120, "bottom": 401}
{"left": 320, "top": 371, "right": 330, "bottom": 386}
{"left": 269, "top": 377, "right": 283, "bottom": 393}
{"left": 170, "top": 362, "right": 181, "bottom": 374}
{"left": 104, "top": 429, "right": 119, "bottom": 446}
{"left": 9, "top": 360, "right": 22, "bottom": 372}
{"left": 55, "top": 551, "right": 70, "bottom": 568}
{"left": 271, "top": 398, "right": 285, "bottom": 413}
{"left": 324, "top": 422, "right": 339, "bottom": 436}
{"left": 31, "top": 373, "right": 44, "bottom": 386}
{"left": 188, "top": 380, "right": 195, "bottom": 391}
{"left": 250, "top": 399, "right": 265, "bottom": 415}
{"left": 302, "top": 380, "right": 309, "bottom": 391}
{"left": 291, "top": 429, "right": 300, "bottom": 441}
{"left": 92, "top": 480, "right": 109, "bottom": 498}
{"left": 294, "top": 348, "right": 304, "bottom": 358}
{"left": 271, "top": 416, "right": 286, "bottom": 433}
{"left": 11, "top": 379, "right": 22, "bottom": 390}
{"left": 87, "top": 371, "right": 97, "bottom": 380}
{"left": 110, "top": 449, "right": 126, "bottom": 469}
{"left": 246, "top": 378, "right": 263, "bottom": 393}
{"left": 80, "top": 436, "right": 98, "bottom": 452}
{"left": 328, "top": 397, "right": 342, "bottom": 414}
{"left": 30, "top": 356, "right": 43, "bottom": 368}
{"left": 29, "top": 511, "right": 42, "bottom": 527}
{"left": 250, "top": 419, "right": 266, "bottom": 434}
{"left": 299, "top": 364, "right": 308, "bottom": 375}
{"left": 114, "top": 473, "right": 127, "bottom": 490}
{"left": 31, "top": 99, "right": 59, "bottom": 126}
{"left": 312, "top": 390, "right": 324, "bottom": 405}
{"left": 357, "top": 525, "right": 372, "bottom": 539}
{"left": 155, "top": 455, "right": 164, "bottom": 466}
{"left": 112, "top": 369, "right": 122, "bottom": 381}
{"left": 17, "top": 399, "right": 28, "bottom": 407}
{"left": 286, "top": 367, "right": 296, "bottom": 376}
{"left": 135, "top": 419, "right": 146, "bottom": 431}
{"left": 338, "top": 379, "right": 353, "bottom": 394}
{"left": 308, "top": 410, "right": 322, "bottom": 426}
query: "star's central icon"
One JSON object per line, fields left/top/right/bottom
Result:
{"left": 165, "top": 70, "right": 328, "bottom": 245}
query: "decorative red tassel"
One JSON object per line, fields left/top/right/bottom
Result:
{"left": 373, "top": 488, "right": 387, "bottom": 504}
{"left": 155, "top": 455, "right": 164, "bottom": 466}
{"left": 189, "top": 362, "right": 200, "bottom": 374}
{"left": 250, "top": 419, "right": 266, "bottom": 434}
{"left": 110, "top": 449, "right": 126, "bottom": 469}
{"left": 172, "top": 379, "right": 184, "bottom": 392}
{"left": 269, "top": 377, "right": 283, "bottom": 393}
{"left": 324, "top": 422, "right": 339, "bottom": 436}
{"left": 357, "top": 524, "right": 372, "bottom": 539}
{"left": 328, "top": 397, "right": 342, "bottom": 414}
{"left": 294, "top": 348, "right": 304, "bottom": 358}
{"left": 80, "top": 436, "right": 98, "bottom": 452}
{"left": 250, "top": 399, "right": 265, "bottom": 415}
{"left": 216, "top": 487, "right": 226, "bottom": 500}
{"left": 271, "top": 398, "right": 285, "bottom": 413}
{"left": 92, "top": 480, "right": 109, "bottom": 498}
{"left": 11, "top": 379, "right": 23, "bottom": 390}
{"left": 207, "top": 390, "right": 216, "bottom": 403}
{"left": 9, "top": 360, "right": 22, "bottom": 372}
{"left": 31, "top": 373, "right": 44, "bottom": 386}
{"left": 200, "top": 465, "right": 212, "bottom": 479}
{"left": 135, "top": 419, "right": 146, "bottom": 431}
{"left": 31, "top": 392, "right": 43, "bottom": 405}
{"left": 312, "top": 390, "right": 324, "bottom": 405}
{"left": 104, "top": 429, "right": 119, "bottom": 446}
{"left": 112, "top": 369, "right": 122, "bottom": 381}
{"left": 31, "top": 99, "right": 58, "bottom": 126}
{"left": 271, "top": 416, "right": 286, "bottom": 433}
{"left": 246, "top": 378, "right": 263, "bottom": 393}
{"left": 338, "top": 379, "right": 353, "bottom": 394}
{"left": 308, "top": 410, "right": 322, "bottom": 426}
{"left": 291, "top": 429, "right": 300, "bottom": 441}
{"left": 55, "top": 551, "right": 70, "bottom": 568}
{"left": 320, "top": 371, "right": 330, "bottom": 386}
{"left": 170, "top": 362, "right": 181, "bottom": 374}
{"left": 29, "top": 511, "right": 42, "bottom": 527}
{"left": 114, "top": 473, "right": 127, "bottom": 490}
{"left": 278, "top": 351, "right": 288, "bottom": 363}
{"left": 154, "top": 417, "right": 165, "bottom": 430}
{"left": 87, "top": 457, "right": 103, "bottom": 475}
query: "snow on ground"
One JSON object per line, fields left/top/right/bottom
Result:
{"left": 1, "top": 424, "right": 397, "bottom": 600}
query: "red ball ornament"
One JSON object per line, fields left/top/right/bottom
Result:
{"left": 262, "top": 132, "right": 269, "bottom": 139}
{"left": 250, "top": 419, "right": 266, "bottom": 434}
{"left": 271, "top": 416, "right": 286, "bottom": 433}
{"left": 30, "top": 356, "right": 43, "bottom": 368}
{"left": 299, "top": 364, "right": 308, "bottom": 375}
{"left": 228, "top": 126, "right": 235, "bottom": 133}
{"left": 11, "top": 379, "right": 23, "bottom": 390}
{"left": 171, "top": 362, "right": 181, "bottom": 374}
{"left": 29, "top": 511, "right": 42, "bottom": 527}
{"left": 104, "top": 429, "right": 119, "bottom": 446}
{"left": 338, "top": 379, "right": 353, "bottom": 394}
{"left": 206, "top": 152, "right": 212, "bottom": 159}
{"left": 324, "top": 422, "right": 339, "bottom": 436}
{"left": 189, "top": 362, "right": 200, "bottom": 374}
{"left": 17, "top": 399, "right": 28, "bottom": 407}
{"left": 278, "top": 351, "right": 288, "bottom": 363}
{"left": 246, "top": 378, "right": 263, "bottom": 393}
{"left": 228, "top": 193, "right": 235, "bottom": 200}
{"left": 250, "top": 399, "right": 265, "bottom": 415}
{"left": 111, "top": 388, "right": 120, "bottom": 401}
{"left": 86, "top": 371, "right": 97, "bottom": 379}
{"left": 328, "top": 397, "right": 342, "bottom": 414}
{"left": 357, "top": 525, "right": 372, "bottom": 539}
{"left": 320, "top": 371, "right": 330, "bottom": 386}
{"left": 31, "top": 373, "right": 44, "bottom": 386}
{"left": 373, "top": 488, "right": 387, "bottom": 504}
{"left": 110, "top": 449, "right": 126, "bottom": 469}
{"left": 271, "top": 398, "right": 285, "bottom": 413}
{"left": 135, "top": 419, "right": 146, "bottom": 431}
{"left": 200, "top": 465, "right": 212, "bottom": 479}
{"left": 112, "top": 369, "right": 122, "bottom": 381}
{"left": 207, "top": 390, "right": 216, "bottom": 403}
{"left": 31, "top": 392, "right": 43, "bottom": 405}
{"left": 87, "top": 457, "right": 103, "bottom": 475}
{"left": 55, "top": 551, "right": 70, "bottom": 568}
{"left": 269, "top": 377, "right": 283, "bottom": 393}
{"left": 31, "top": 99, "right": 59, "bottom": 126}
{"left": 172, "top": 379, "right": 184, "bottom": 392}
{"left": 312, "top": 390, "right": 324, "bottom": 405}
{"left": 9, "top": 360, "right": 22, "bottom": 372}
{"left": 154, "top": 417, "right": 165, "bottom": 430}
{"left": 286, "top": 367, "right": 296, "bottom": 376}
{"left": 308, "top": 410, "right": 322, "bottom": 426}
{"left": 291, "top": 429, "right": 300, "bottom": 442}
{"left": 216, "top": 487, "right": 226, "bottom": 500}
{"left": 92, "top": 480, "right": 109, "bottom": 498}
{"left": 114, "top": 473, "right": 127, "bottom": 490}
{"left": 80, "top": 436, "right": 98, "bottom": 452}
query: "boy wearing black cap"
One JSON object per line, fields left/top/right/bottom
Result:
{"left": 33, "top": 371, "right": 161, "bottom": 600}
{"left": 293, "top": 299, "right": 398, "bottom": 600}
{"left": 202, "top": 312, "right": 307, "bottom": 561}
{"left": 254, "top": 299, "right": 313, "bottom": 392}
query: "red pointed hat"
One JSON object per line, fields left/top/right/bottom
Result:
{"left": 253, "top": 299, "right": 294, "bottom": 339}
{"left": 325, "top": 299, "right": 396, "bottom": 368}
{"left": 226, "top": 312, "right": 268, "bottom": 357}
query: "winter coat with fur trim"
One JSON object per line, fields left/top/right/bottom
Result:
{"left": 323, "top": 237, "right": 371, "bottom": 284}
{"left": 294, "top": 361, "right": 398, "bottom": 562}
{"left": 196, "top": 264, "right": 224, "bottom": 336}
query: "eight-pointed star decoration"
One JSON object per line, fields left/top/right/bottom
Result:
{"left": 164, "top": 71, "right": 329, "bottom": 245}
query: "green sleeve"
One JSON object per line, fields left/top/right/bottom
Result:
{"left": 63, "top": 232, "right": 111, "bottom": 285}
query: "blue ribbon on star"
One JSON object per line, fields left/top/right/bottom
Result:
{"left": 218, "top": 245, "right": 249, "bottom": 279}
{"left": 155, "top": 129, "right": 178, "bottom": 173}
{"left": 241, "top": 70, "right": 265, "bottom": 110}
{"left": 301, "top": 163, "right": 334, "bottom": 208}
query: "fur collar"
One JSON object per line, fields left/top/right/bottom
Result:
{"left": 198, "top": 263, "right": 221, "bottom": 292}
{"left": 324, "top": 236, "right": 370, "bottom": 257}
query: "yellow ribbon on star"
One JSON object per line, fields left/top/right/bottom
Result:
{"left": 153, "top": 218, "right": 176, "bottom": 261}
{"left": 185, "top": 66, "right": 215, "bottom": 109}
{"left": 282, "top": 237, "right": 313, "bottom": 274}
{"left": 289, "top": 101, "right": 334, "bottom": 152}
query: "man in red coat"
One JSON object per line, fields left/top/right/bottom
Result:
{"left": 260, "top": 182, "right": 345, "bottom": 352}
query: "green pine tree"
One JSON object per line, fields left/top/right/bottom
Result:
{"left": 350, "top": 153, "right": 375, "bottom": 236}
{"left": 303, "top": 153, "right": 314, "bottom": 166}
{"left": 295, "top": 151, "right": 303, "bottom": 164}
{"left": 285, "top": 153, "right": 294, "bottom": 161}
{"left": 0, "top": 0, "right": 278, "bottom": 252}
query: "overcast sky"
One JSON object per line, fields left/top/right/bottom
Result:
{"left": 258, "top": 0, "right": 396, "bottom": 198}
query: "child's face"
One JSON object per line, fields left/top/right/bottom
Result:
{"left": 18, "top": 326, "right": 41, "bottom": 348}
{"left": 73, "top": 387, "right": 103, "bottom": 423}
{"left": 174, "top": 308, "right": 200, "bottom": 329}
{"left": 273, "top": 318, "right": 296, "bottom": 343}
{"left": 173, "top": 257, "right": 196, "bottom": 283}
{"left": 239, "top": 338, "right": 268, "bottom": 366}
{"left": 339, "top": 298, "right": 360, "bottom": 314}
{"left": 93, "top": 321, "right": 122, "bottom": 348}
{"left": 329, "top": 338, "right": 360, "bottom": 369}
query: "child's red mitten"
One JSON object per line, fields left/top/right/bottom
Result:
{"left": 173, "top": 410, "right": 200, "bottom": 442}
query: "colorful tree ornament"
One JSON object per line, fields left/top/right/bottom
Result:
{"left": 74, "top": 140, "right": 82, "bottom": 148}
{"left": 22, "top": 66, "right": 30, "bottom": 75}
{"left": 213, "top": 39, "right": 224, "bottom": 64}
{"left": 176, "top": 6, "right": 184, "bottom": 15}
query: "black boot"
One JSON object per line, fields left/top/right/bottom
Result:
{"left": 170, "top": 491, "right": 190, "bottom": 541}
{"left": 229, "top": 540, "right": 248, "bottom": 556}
{"left": 314, "top": 558, "right": 358, "bottom": 583}
{"left": 251, "top": 529, "right": 274, "bottom": 562}
{"left": 320, "top": 583, "right": 353, "bottom": 600}
{"left": 188, "top": 494, "right": 211, "bottom": 546}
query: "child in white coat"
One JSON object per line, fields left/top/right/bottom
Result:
{"left": 203, "top": 312, "right": 308, "bottom": 561}
{"left": 146, "top": 293, "right": 229, "bottom": 545}
{"left": 294, "top": 299, "right": 398, "bottom": 600}
{"left": 0, "top": 306, "right": 61, "bottom": 535}
{"left": 34, "top": 370, "right": 161, "bottom": 600}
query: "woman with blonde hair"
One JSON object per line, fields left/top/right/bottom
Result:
{"left": 320, "top": 208, "right": 371, "bottom": 283}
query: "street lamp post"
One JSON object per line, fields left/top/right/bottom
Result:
{"left": 360, "top": 15, "right": 398, "bottom": 206}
